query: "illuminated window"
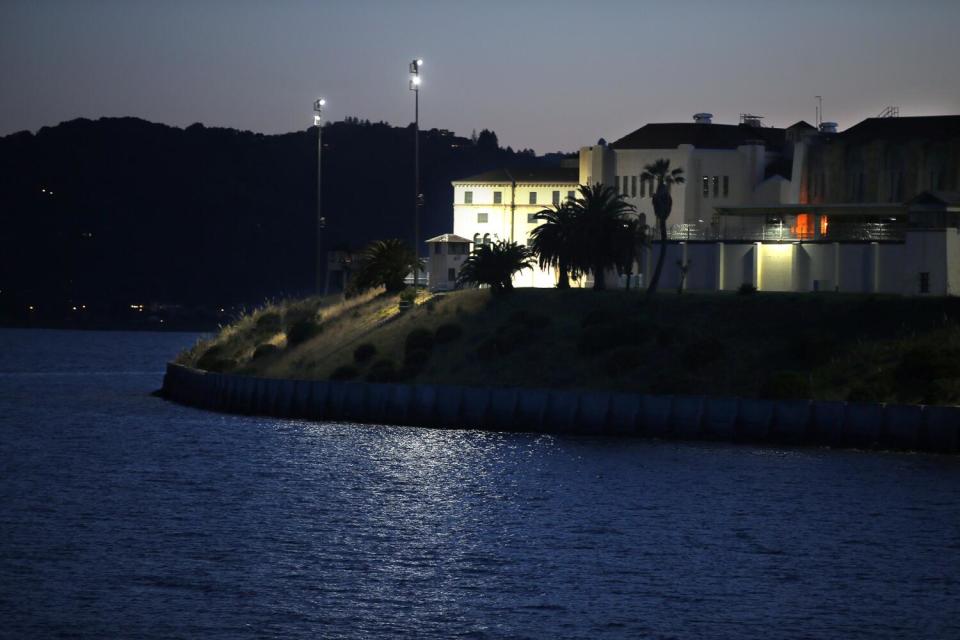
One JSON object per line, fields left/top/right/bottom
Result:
{"left": 722, "top": 175, "right": 729, "bottom": 197}
{"left": 631, "top": 175, "right": 637, "bottom": 197}
{"left": 464, "top": 191, "right": 473, "bottom": 204}
{"left": 713, "top": 176, "right": 719, "bottom": 197}
{"left": 529, "top": 192, "right": 537, "bottom": 205}
{"left": 702, "top": 177, "right": 709, "bottom": 197}
{"left": 493, "top": 191, "right": 502, "bottom": 204}
{"left": 552, "top": 190, "right": 560, "bottom": 205}
{"left": 477, "top": 212, "right": 488, "bottom": 223}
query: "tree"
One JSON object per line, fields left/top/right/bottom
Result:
{"left": 529, "top": 201, "right": 581, "bottom": 289}
{"left": 568, "top": 183, "right": 636, "bottom": 290}
{"left": 352, "top": 239, "right": 420, "bottom": 294}
{"left": 613, "top": 218, "right": 651, "bottom": 290}
{"left": 641, "top": 159, "right": 686, "bottom": 295}
{"left": 457, "top": 239, "right": 533, "bottom": 293}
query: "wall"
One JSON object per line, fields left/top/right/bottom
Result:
{"left": 162, "top": 364, "right": 960, "bottom": 454}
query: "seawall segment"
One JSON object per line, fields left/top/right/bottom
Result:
{"left": 161, "top": 363, "right": 960, "bottom": 454}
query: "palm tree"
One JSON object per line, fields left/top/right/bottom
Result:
{"left": 641, "top": 159, "right": 685, "bottom": 294}
{"left": 529, "top": 201, "right": 581, "bottom": 289}
{"left": 352, "top": 238, "right": 420, "bottom": 294}
{"left": 568, "top": 183, "right": 636, "bottom": 290}
{"left": 457, "top": 239, "right": 533, "bottom": 293}
{"left": 613, "top": 218, "right": 651, "bottom": 290}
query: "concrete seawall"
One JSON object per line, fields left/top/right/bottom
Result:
{"left": 161, "top": 363, "right": 960, "bottom": 454}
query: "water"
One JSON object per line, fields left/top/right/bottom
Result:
{"left": 1, "top": 329, "right": 960, "bottom": 639}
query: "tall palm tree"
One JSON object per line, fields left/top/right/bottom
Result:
{"left": 352, "top": 238, "right": 420, "bottom": 293}
{"left": 641, "top": 159, "right": 685, "bottom": 294}
{"left": 457, "top": 239, "right": 534, "bottom": 293}
{"left": 529, "top": 201, "right": 581, "bottom": 289}
{"left": 568, "top": 183, "right": 636, "bottom": 290}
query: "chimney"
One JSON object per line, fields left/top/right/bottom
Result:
{"left": 693, "top": 112, "right": 713, "bottom": 124}
{"left": 819, "top": 121, "right": 838, "bottom": 134}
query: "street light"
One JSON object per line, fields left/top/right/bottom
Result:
{"left": 313, "top": 97, "right": 326, "bottom": 295}
{"left": 409, "top": 58, "right": 422, "bottom": 288}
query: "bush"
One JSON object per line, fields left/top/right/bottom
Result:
{"left": 287, "top": 318, "right": 323, "bottom": 346}
{"left": 196, "top": 345, "right": 235, "bottom": 372}
{"left": 405, "top": 328, "right": 435, "bottom": 354}
{"left": 760, "top": 370, "right": 812, "bottom": 400}
{"left": 404, "top": 348, "right": 432, "bottom": 370}
{"left": 894, "top": 346, "right": 960, "bottom": 390}
{"left": 330, "top": 364, "right": 359, "bottom": 381}
{"left": 252, "top": 343, "right": 280, "bottom": 361}
{"left": 353, "top": 343, "right": 377, "bottom": 364}
{"left": 603, "top": 345, "right": 647, "bottom": 376}
{"left": 738, "top": 283, "right": 757, "bottom": 295}
{"left": 435, "top": 323, "right": 463, "bottom": 343}
{"left": 681, "top": 337, "right": 726, "bottom": 370}
{"left": 255, "top": 312, "right": 283, "bottom": 332}
{"left": 509, "top": 309, "right": 551, "bottom": 329}
{"left": 400, "top": 287, "right": 418, "bottom": 304}
{"left": 366, "top": 359, "right": 399, "bottom": 382}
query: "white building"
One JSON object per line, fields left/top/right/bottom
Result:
{"left": 452, "top": 167, "right": 579, "bottom": 287}
{"left": 425, "top": 234, "right": 471, "bottom": 291}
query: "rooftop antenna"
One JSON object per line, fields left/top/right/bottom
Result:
{"left": 815, "top": 96, "right": 822, "bottom": 127}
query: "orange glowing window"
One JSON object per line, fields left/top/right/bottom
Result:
{"left": 792, "top": 214, "right": 828, "bottom": 239}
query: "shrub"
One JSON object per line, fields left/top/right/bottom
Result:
{"left": 847, "top": 377, "right": 893, "bottom": 403}
{"left": 252, "top": 343, "right": 280, "bottom": 361}
{"left": 738, "top": 283, "right": 757, "bottom": 295}
{"left": 404, "top": 347, "right": 432, "bottom": 370}
{"left": 581, "top": 309, "right": 616, "bottom": 329}
{"left": 330, "top": 364, "right": 358, "bottom": 381}
{"left": 196, "top": 346, "right": 236, "bottom": 373}
{"left": 603, "top": 345, "right": 647, "bottom": 376}
{"left": 255, "top": 312, "right": 283, "bottom": 333}
{"left": 681, "top": 337, "right": 726, "bottom": 370}
{"left": 435, "top": 323, "right": 463, "bottom": 343}
{"left": 399, "top": 287, "right": 418, "bottom": 304}
{"left": 760, "top": 370, "right": 812, "bottom": 400}
{"left": 287, "top": 318, "right": 323, "bottom": 346}
{"left": 366, "top": 359, "right": 399, "bottom": 383}
{"left": 405, "top": 328, "right": 435, "bottom": 354}
{"left": 353, "top": 343, "right": 377, "bottom": 364}
{"left": 509, "top": 309, "right": 551, "bottom": 329}
{"left": 894, "top": 346, "right": 960, "bottom": 390}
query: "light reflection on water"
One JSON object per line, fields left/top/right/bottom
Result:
{"left": 1, "top": 329, "right": 960, "bottom": 639}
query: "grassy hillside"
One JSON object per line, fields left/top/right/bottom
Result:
{"left": 177, "top": 288, "right": 960, "bottom": 406}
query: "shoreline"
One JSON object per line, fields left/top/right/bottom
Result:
{"left": 161, "top": 363, "right": 960, "bottom": 454}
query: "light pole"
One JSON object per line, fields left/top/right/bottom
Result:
{"left": 409, "top": 58, "right": 422, "bottom": 288}
{"left": 313, "top": 97, "right": 326, "bottom": 295}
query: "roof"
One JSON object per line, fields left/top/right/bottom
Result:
{"left": 838, "top": 116, "right": 960, "bottom": 143}
{"left": 610, "top": 122, "right": 786, "bottom": 150}
{"left": 454, "top": 167, "right": 579, "bottom": 184}
{"left": 425, "top": 233, "right": 472, "bottom": 244}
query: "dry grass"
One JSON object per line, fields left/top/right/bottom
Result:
{"left": 178, "top": 288, "right": 960, "bottom": 405}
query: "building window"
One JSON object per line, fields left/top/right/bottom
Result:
{"left": 552, "top": 190, "right": 560, "bottom": 205}
{"left": 702, "top": 176, "right": 709, "bottom": 197}
{"left": 920, "top": 272, "right": 930, "bottom": 294}
{"left": 640, "top": 178, "right": 646, "bottom": 198}
{"left": 624, "top": 175, "right": 630, "bottom": 195}
{"left": 434, "top": 244, "right": 442, "bottom": 254}
{"left": 567, "top": 190, "right": 575, "bottom": 201}
{"left": 527, "top": 213, "right": 538, "bottom": 223}
{"left": 482, "top": 233, "right": 491, "bottom": 246}
{"left": 631, "top": 175, "right": 637, "bottom": 197}
{"left": 473, "top": 233, "right": 480, "bottom": 247}
{"left": 493, "top": 191, "right": 502, "bottom": 204}
{"left": 448, "top": 268, "right": 456, "bottom": 282}
{"left": 477, "top": 212, "right": 488, "bottom": 223}
{"left": 722, "top": 175, "right": 729, "bottom": 197}
{"left": 464, "top": 191, "right": 473, "bottom": 204}
{"left": 712, "top": 176, "right": 719, "bottom": 197}
{"left": 529, "top": 192, "right": 537, "bottom": 205}
{"left": 615, "top": 176, "right": 621, "bottom": 194}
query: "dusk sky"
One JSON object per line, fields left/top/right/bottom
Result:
{"left": 2, "top": 0, "right": 959, "bottom": 153}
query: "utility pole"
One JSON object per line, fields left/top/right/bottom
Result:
{"left": 409, "top": 58, "right": 423, "bottom": 288}
{"left": 313, "top": 97, "right": 326, "bottom": 295}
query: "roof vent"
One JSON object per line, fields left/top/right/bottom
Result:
{"left": 819, "top": 121, "right": 838, "bottom": 134}
{"left": 693, "top": 112, "right": 713, "bottom": 124}
{"left": 740, "top": 113, "right": 764, "bottom": 128}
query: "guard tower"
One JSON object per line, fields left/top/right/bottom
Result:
{"left": 425, "top": 234, "right": 472, "bottom": 291}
